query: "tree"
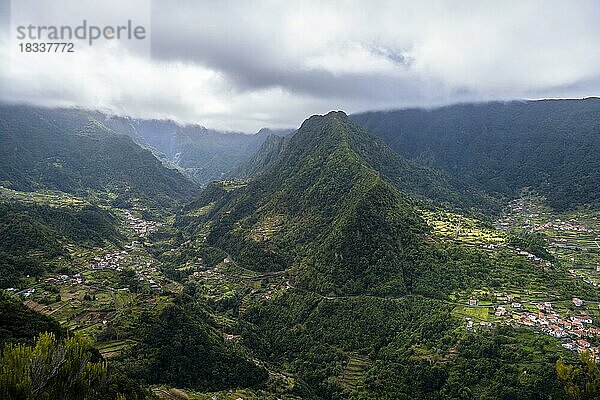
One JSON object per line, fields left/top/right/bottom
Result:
{"left": 556, "top": 352, "right": 600, "bottom": 400}
{"left": 0, "top": 333, "right": 106, "bottom": 400}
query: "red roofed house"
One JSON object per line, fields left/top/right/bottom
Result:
{"left": 577, "top": 339, "right": 591, "bottom": 348}
{"left": 572, "top": 315, "right": 593, "bottom": 324}
{"left": 571, "top": 330, "right": 585, "bottom": 338}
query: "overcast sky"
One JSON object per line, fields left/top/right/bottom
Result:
{"left": 1, "top": 0, "right": 599, "bottom": 132}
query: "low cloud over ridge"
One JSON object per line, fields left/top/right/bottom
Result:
{"left": 1, "top": 0, "right": 599, "bottom": 131}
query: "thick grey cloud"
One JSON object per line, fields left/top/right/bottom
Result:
{"left": 1, "top": 0, "right": 600, "bottom": 131}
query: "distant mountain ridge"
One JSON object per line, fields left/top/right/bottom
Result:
{"left": 0, "top": 105, "right": 196, "bottom": 209}
{"left": 352, "top": 98, "right": 600, "bottom": 210}
{"left": 102, "top": 116, "right": 293, "bottom": 185}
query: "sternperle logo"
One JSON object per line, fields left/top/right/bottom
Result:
{"left": 15, "top": 20, "right": 147, "bottom": 46}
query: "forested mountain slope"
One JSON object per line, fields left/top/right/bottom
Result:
{"left": 228, "top": 133, "right": 289, "bottom": 179}
{"left": 352, "top": 98, "right": 600, "bottom": 209}
{"left": 0, "top": 105, "right": 196, "bottom": 209}
{"left": 220, "top": 112, "right": 497, "bottom": 210}
{"left": 178, "top": 112, "right": 498, "bottom": 294}
{"left": 172, "top": 112, "right": 595, "bottom": 399}
{"left": 102, "top": 117, "right": 291, "bottom": 184}
{"left": 0, "top": 189, "right": 124, "bottom": 287}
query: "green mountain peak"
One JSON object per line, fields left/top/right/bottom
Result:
{"left": 178, "top": 112, "right": 437, "bottom": 295}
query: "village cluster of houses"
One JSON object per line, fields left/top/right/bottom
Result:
{"left": 466, "top": 295, "right": 600, "bottom": 361}
{"left": 36, "top": 242, "right": 164, "bottom": 294}
{"left": 84, "top": 209, "right": 166, "bottom": 292}
{"left": 44, "top": 273, "right": 85, "bottom": 286}
{"left": 5, "top": 273, "right": 85, "bottom": 298}
{"left": 494, "top": 297, "right": 600, "bottom": 360}
{"left": 534, "top": 219, "right": 594, "bottom": 234}
{"left": 496, "top": 198, "right": 596, "bottom": 237}
{"left": 87, "top": 242, "right": 135, "bottom": 272}
{"left": 85, "top": 240, "right": 163, "bottom": 292}
{"left": 133, "top": 259, "right": 163, "bottom": 293}
{"left": 517, "top": 249, "right": 553, "bottom": 267}
{"left": 2, "top": 210, "right": 168, "bottom": 318}
{"left": 89, "top": 250, "right": 127, "bottom": 271}
{"left": 123, "top": 210, "right": 162, "bottom": 237}
{"left": 494, "top": 199, "right": 537, "bottom": 231}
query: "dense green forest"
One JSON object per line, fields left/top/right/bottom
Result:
{"left": 0, "top": 105, "right": 195, "bottom": 210}
{"left": 177, "top": 113, "right": 542, "bottom": 298}
{"left": 352, "top": 98, "right": 600, "bottom": 210}
{"left": 118, "top": 294, "right": 268, "bottom": 391}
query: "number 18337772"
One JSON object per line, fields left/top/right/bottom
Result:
{"left": 18, "top": 42, "right": 74, "bottom": 52}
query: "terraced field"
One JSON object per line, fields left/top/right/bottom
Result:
{"left": 0, "top": 187, "right": 89, "bottom": 208}
{"left": 96, "top": 339, "right": 137, "bottom": 358}
{"left": 421, "top": 209, "right": 506, "bottom": 247}
{"left": 497, "top": 193, "right": 600, "bottom": 288}
{"left": 339, "top": 354, "right": 371, "bottom": 391}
